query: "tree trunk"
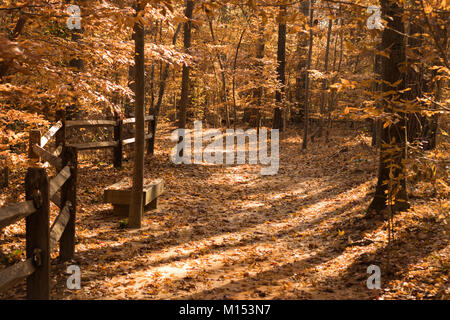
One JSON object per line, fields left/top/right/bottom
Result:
{"left": 178, "top": 0, "right": 194, "bottom": 132}
{"left": 273, "top": 5, "right": 287, "bottom": 131}
{"left": 326, "top": 16, "right": 344, "bottom": 141}
{"left": 369, "top": 0, "right": 409, "bottom": 213}
{"left": 149, "top": 20, "right": 159, "bottom": 113}
{"left": 372, "top": 41, "right": 383, "bottom": 147}
{"left": 125, "top": 65, "right": 136, "bottom": 119}
{"left": 129, "top": 2, "right": 146, "bottom": 228}
{"left": 294, "top": 1, "right": 310, "bottom": 122}
{"left": 318, "top": 19, "right": 333, "bottom": 138}
{"left": 326, "top": 16, "right": 343, "bottom": 142}
{"left": 302, "top": 0, "right": 314, "bottom": 150}
{"left": 232, "top": 27, "right": 246, "bottom": 129}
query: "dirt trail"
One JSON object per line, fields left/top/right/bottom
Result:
{"left": 1, "top": 123, "right": 448, "bottom": 300}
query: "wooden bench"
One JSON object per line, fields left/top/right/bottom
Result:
{"left": 103, "top": 178, "right": 164, "bottom": 217}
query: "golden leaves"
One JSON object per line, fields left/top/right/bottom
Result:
{"left": 423, "top": 1, "right": 434, "bottom": 14}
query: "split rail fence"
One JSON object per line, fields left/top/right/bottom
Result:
{"left": 29, "top": 112, "right": 156, "bottom": 168}
{"left": 0, "top": 133, "right": 77, "bottom": 299}
{"left": 1, "top": 111, "right": 154, "bottom": 299}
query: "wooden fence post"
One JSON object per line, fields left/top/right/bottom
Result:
{"left": 25, "top": 168, "right": 50, "bottom": 300}
{"left": 147, "top": 117, "right": 156, "bottom": 156}
{"left": 114, "top": 115, "right": 123, "bottom": 168}
{"left": 59, "top": 146, "right": 77, "bottom": 261}
{"left": 55, "top": 110, "right": 66, "bottom": 148}
{"left": 29, "top": 129, "right": 41, "bottom": 160}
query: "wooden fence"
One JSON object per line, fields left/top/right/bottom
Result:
{"left": 1, "top": 117, "right": 77, "bottom": 299}
{"left": 29, "top": 112, "right": 156, "bottom": 168}
{"left": 1, "top": 112, "right": 155, "bottom": 299}
{"left": 0, "top": 148, "right": 77, "bottom": 299}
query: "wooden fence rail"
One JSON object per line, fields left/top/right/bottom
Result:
{"left": 31, "top": 113, "right": 156, "bottom": 169}
{"left": 0, "top": 201, "right": 36, "bottom": 230}
{"left": 0, "top": 146, "right": 77, "bottom": 299}
{"left": 32, "top": 144, "right": 63, "bottom": 170}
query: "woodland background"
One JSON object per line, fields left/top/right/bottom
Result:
{"left": 0, "top": 0, "right": 449, "bottom": 299}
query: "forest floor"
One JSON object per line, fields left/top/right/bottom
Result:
{"left": 1, "top": 122, "right": 449, "bottom": 300}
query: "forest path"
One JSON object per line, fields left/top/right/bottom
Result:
{"left": 59, "top": 123, "right": 382, "bottom": 299}
{"left": 2, "top": 123, "right": 447, "bottom": 300}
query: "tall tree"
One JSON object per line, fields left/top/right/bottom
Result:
{"left": 273, "top": 4, "right": 287, "bottom": 131}
{"left": 369, "top": 0, "right": 409, "bottom": 213}
{"left": 371, "top": 41, "right": 383, "bottom": 147}
{"left": 208, "top": 17, "right": 230, "bottom": 128}
{"left": 178, "top": 0, "right": 194, "bottom": 132}
{"left": 129, "top": 1, "right": 146, "bottom": 228}
{"left": 149, "top": 20, "right": 159, "bottom": 114}
{"left": 294, "top": 1, "right": 310, "bottom": 121}
{"left": 326, "top": 14, "right": 344, "bottom": 142}
{"left": 318, "top": 18, "right": 333, "bottom": 137}
{"left": 253, "top": 20, "right": 266, "bottom": 128}
{"left": 177, "top": 0, "right": 194, "bottom": 159}
{"left": 302, "top": 0, "right": 314, "bottom": 150}
{"left": 232, "top": 27, "right": 246, "bottom": 129}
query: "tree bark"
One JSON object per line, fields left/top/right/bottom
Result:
{"left": 273, "top": 5, "right": 287, "bottom": 131}
{"left": 129, "top": 2, "right": 146, "bottom": 228}
{"left": 318, "top": 19, "right": 333, "bottom": 138}
{"left": 302, "top": 0, "right": 314, "bottom": 150}
{"left": 369, "top": 0, "right": 409, "bottom": 213}
{"left": 326, "top": 15, "right": 343, "bottom": 142}
{"left": 232, "top": 27, "right": 246, "bottom": 129}
{"left": 149, "top": 20, "right": 159, "bottom": 113}
{"left": 294, "top": 1, "right": 310, "bottom": 121}
{"left": 371, "top": 40, "right": 383, "bottom": 147}
{"left": 178, "top": 0, "right": 194, "bottom": 131}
